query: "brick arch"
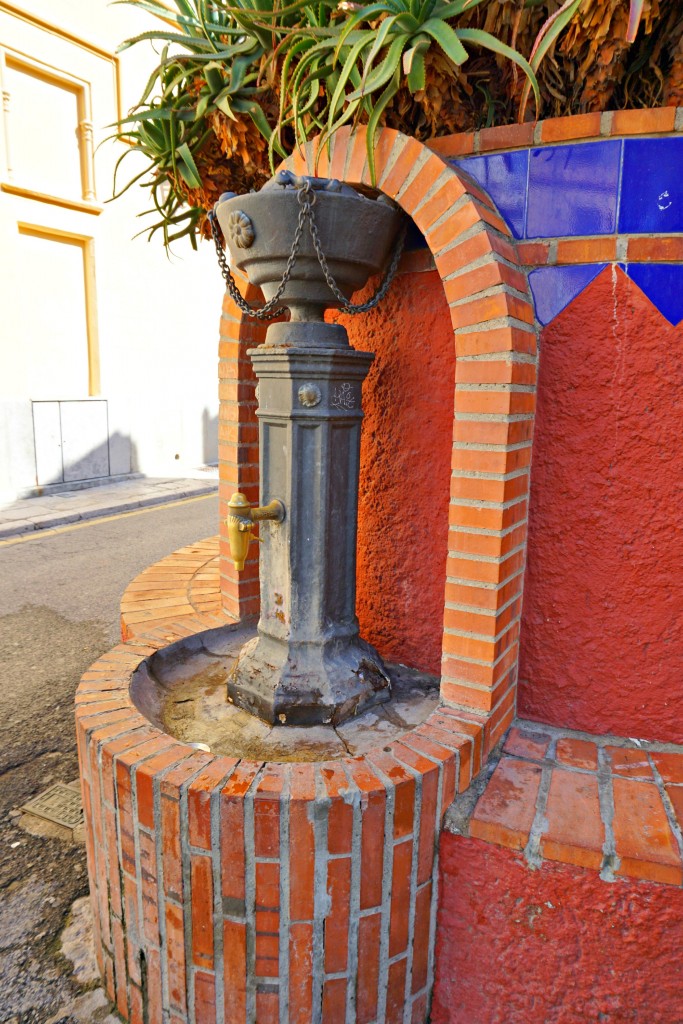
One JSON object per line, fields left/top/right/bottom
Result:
{"left": 218, "top": 126, "right": 538, "bottom": 747}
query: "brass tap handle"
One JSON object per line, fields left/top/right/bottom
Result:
{"left": 251, "top": 499, "right": 285, "bottom": 523}
{"left": 226, "top": 492, "right": 285, "bottom": 571}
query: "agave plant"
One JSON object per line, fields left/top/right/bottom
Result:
{"left": 272, "top": 0, "right": 541, "bottom": 180}
{"left": 112, "top": 0, "right": 297, "bottom": 245}
{"left": 112, "top": 0, "right": 540, "bottom": 243}
{"left": 112, "top": 0, "right": 674, "bottom": 247}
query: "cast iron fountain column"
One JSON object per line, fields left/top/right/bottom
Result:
{"left": 215, "top": 174, "right": 404, "bottom": 726}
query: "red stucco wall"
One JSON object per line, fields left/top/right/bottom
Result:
{"left": 334, "top": 268, "right": 454, "bottom": 676}
{"left": 433, "top": 832, "right": 683, "bottom": 1024}
{"left": 519, "top": 267, "right": 683, "bottom": 742}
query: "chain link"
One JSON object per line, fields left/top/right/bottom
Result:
{"left": 209, "top": 178, "right": 406, "bottom": 320}
{"left": 304, "top": 191, "right": 407, "bottom": 314}
{"left": 208, "top": 181, "right": 310, "bottom": 321}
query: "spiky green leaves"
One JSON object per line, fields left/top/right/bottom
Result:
{"left": 111, "top": 0, "right": 564, "bottom": 247}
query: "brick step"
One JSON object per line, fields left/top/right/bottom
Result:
{"left": 120, "top": 536, "right": 230, "bottom": 640}
{"left": 464, "top": 721, "right": 683, "bottom": 886}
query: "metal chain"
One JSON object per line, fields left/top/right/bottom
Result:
{"left": 304, "top": 192, "right": 407, "bottom": 314}
{"left": 207, "top": 182, "right": 310, "bottom": 321}
{"left": 209, "top": 178, "right": 406, "bottom": 319}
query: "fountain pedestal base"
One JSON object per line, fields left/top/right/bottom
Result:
{"left": 76, "top": 623, "right": 484, "bottom": 1024}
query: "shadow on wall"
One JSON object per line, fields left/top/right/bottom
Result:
{"left": 36, "top": 431, "right": 138, "bottom": 491}
{"left": 333, "top": 267, "right": 455, "bottom": 677}
{"left": 202, "top": 408, "right": 218, "bottom": 465}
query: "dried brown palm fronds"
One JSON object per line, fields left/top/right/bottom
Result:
{"left": 177, "top": 113, "right": 272, "bottom": 239}
{"left": 384, "top": 0, "right": 683, "bottom": 136}
{"left": 664, "top": 30, "right": 683, "bottom": 105}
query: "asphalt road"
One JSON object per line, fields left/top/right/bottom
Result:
{"left": 0, "top": 494, "right": 219, "bottom": 1023}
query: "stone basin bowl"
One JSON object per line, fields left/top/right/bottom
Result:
{"left": 215, "top": 180, "right": 404, "bottom": 321}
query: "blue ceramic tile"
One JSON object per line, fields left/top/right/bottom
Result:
{"left": 621, "top": 263, "right": 683, "bottom": 325}
{"left": 619, "top": 138, "right": 683, "bottom": 234}
{"left": 453, "top": 151, "right": 528, "bottom": 238}
{"left": 526, "top": 141, "right": 621, "bottom": 238}
{"left": 529, "top": 264, "right": 607, "bottom": 325}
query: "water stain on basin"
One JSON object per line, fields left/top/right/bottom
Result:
{"left": 130, "top": 624, "right": 440, "bottom": 762}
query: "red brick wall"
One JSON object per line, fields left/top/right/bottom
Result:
{"left": 519, "top": 268, "right": 683, "bottom": 742}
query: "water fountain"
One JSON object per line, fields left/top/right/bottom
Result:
{"left": 214, "top": 171, "right": 401, "bottom": 727}
{"left": 76, "top": 170, "right": 468, "bottom": 1024}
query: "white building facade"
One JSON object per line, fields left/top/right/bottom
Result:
{"left": 0, "top": 0, "right": 223, "bottom": 500}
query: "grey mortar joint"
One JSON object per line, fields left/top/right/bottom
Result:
{"left": 395, "top": 150, "right": 431, "bottom": 203}
{"left": 340, "top": 763, "right": 363, "bottom": 1024}
{"left": 130, "top": 747, "right": 166, "bottom": 1000}
{"left": 312, "top": 767, "right": 331, "bottom": 1024}
{"left": 365, "top": 757, "right": 397, "bottom": 1024}
{"left": 389, "top": 754, "right": 423, "bottom": 1024}
{"left": 426, "top": 748, "right": 445, "bottom": 1005}
{"left": 244, "top": 765, "right": 263, "bottom": 1023}
{"left": 523, "top": 735, "right": 557, "bottom": 870}
{"left": 152, "top": 757, "right": 199, "bottom": 1021}
{"left": 180, "top": 760, "right": 217, "bottom": 1020}
{"left": 212, "top": 763, "right": 239, "bottom": 1024}
{"left": 647, "top": 753, "right": 683, "bottom": 861}
{"left": 278, "top": 767, "right": 291, "bottom": 1024}
{"left": 597, "top": 746, "right": 620, "bottom": 882}
{"left": 411, "top": 168, "right": 451, "bottom": 219}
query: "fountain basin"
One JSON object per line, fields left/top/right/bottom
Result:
{"left": 76, "top": 624, "right": 482, "bottom": 1024}
{"left": 131, "top": 624, "right": 440, "bottom": 761}
{"left": 215, "top": 181, "right": 404, "bottom": 320}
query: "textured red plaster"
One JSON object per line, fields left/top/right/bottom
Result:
{"left": 433, "top": 832, "right": 683, "bottom": 1024}
{"left": 332, "top": 269, "right": 454, "bottom": 675}
{"left": 519, "top": 267, "right": 683, "bottom": 742}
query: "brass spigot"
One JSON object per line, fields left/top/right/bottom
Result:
{"left": 226, "top": 492, "right": 285, "bottom": 571}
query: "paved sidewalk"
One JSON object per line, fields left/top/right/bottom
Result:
{"left": 0, "top": 474, "right": 219, "bottom": 539}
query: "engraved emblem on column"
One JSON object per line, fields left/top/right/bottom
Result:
{"left": 331, "top": 382, "right": 356, "bottom": 410}
{"left": 298, "top": 383, "right": 322, "bottom": 408}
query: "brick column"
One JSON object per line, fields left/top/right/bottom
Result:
{"left": 218, "top": 279, "right": 265, "bottom": 621}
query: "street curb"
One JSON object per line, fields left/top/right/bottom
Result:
{"left": 0, "top": 484, "right": 218, "bottom": 540}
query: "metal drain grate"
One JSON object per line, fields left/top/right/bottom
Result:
{"left": 20, "top": 782, "right": 83, "bottom": 830}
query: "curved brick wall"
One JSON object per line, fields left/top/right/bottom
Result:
{"left": 76, "top": 631, "right": 485, "bottom": 1024}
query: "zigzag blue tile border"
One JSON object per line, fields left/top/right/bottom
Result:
{"left": 452, "top": 136, "right": 683, "bottom": 327}
{"left": 620, "top": 264, "right": 683, "bottom": 326}
{"left": 529, "top": 264, "right": 607, "bottom": 325}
